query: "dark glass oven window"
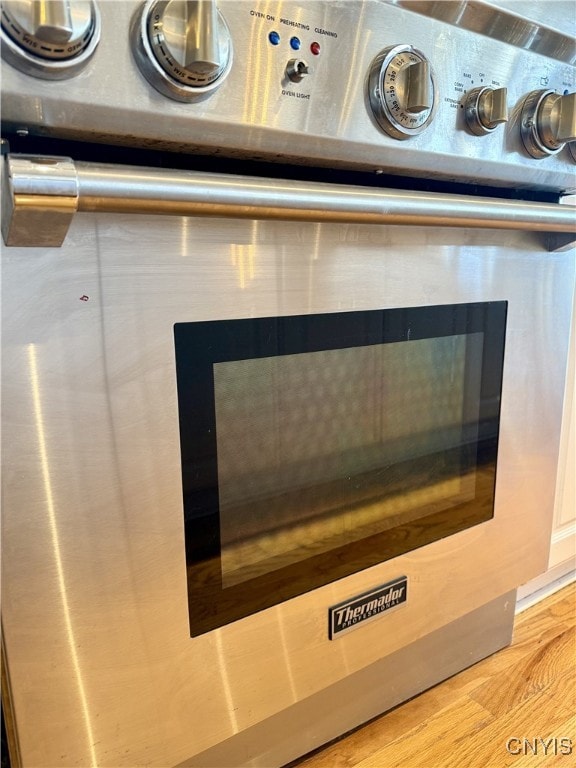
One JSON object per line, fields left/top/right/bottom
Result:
{"left": 174, "top": 303, "right": 507, "bottom": 636}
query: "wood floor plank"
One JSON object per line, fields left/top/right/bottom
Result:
{"left": 507, "top": 715, "right": 576, "bottom": 767}
{"left": 469, "top": 626, "right": 575, "bottom": 717}
{"left": 547, "top": 664, "right": 576, "bottom": 713}
{"left": 354, "top": 698, "right": 494, "bottom": 768}
{"left": 513, "top": 584, "right": 575, "bottom": 642}
{"left": 356, "top": 690, "right": 572, "bottom": 768}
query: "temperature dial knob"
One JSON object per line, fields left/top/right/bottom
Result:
{"left": 132, "top": 0, "right": 233, "bottom": 102}
{"left": 464, "top": 87, "right": 508, "bottom": 135}
{"left": 520, "top": 89, "right": 576, "bottom": 158}
{"left": 368, "top": 44, "right": 437, "bottom": 140}
{"left": 0, "top": 0, "right": 100, "bottom": 79}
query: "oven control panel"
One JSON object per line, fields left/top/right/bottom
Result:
{"left": 1, "top": 0, "right": 575, "bottom": 190}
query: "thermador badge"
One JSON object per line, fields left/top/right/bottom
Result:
{"left": 328, "top": 577, "right": 408, "bottom": 639}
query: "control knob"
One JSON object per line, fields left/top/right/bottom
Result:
{"left": 464, "top": 87, "right": 508, "bottom": 135}
{"left": 520, "top": 90, "right": 576, "bottom": 158}
{"left": 132, "top": 0, "right": 233, "bottom": 102}
{"left": 368, "top": 44, "right": 437, "bottom": 140}
{"left": 0, "top": 0, "right": 100, "bottom": 78}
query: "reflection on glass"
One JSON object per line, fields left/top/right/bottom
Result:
{"left": 214, "top": 333, "right": 483, "bottom": 587}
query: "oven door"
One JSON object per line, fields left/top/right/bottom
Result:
{"left": 1, "top": 177, "right": 574, "bottom": 767}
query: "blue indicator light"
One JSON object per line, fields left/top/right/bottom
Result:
{"left": 290, "top": 36, "right": 301, "bottom": 50}
{"left": 268, "top": 31, "right": 280, "bottom": 45}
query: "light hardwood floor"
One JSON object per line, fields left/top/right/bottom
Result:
{"left": 291, "top": 582, "right": 576, "bottom": 768}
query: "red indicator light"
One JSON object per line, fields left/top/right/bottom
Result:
{"left": 310, "top": 41, "right": 321, "bottom": 56}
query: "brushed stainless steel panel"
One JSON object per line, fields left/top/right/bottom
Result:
{"left": 180, "top": 590, "right": 517, "bottom": 768}
{"left": 2, "top": 212, "right": 574, "bottom": 766}
{"left": 387, "top": 1, "right": 576, "bottom": 62}
{"left": 1, "top": 1, "right": 575, "bottom": 190}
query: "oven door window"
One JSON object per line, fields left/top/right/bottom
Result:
{"left": 174, "top": 302, "right": 507, "bottom": 637}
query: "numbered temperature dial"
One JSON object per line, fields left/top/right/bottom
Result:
{"left": 131, "top": 0, "right": 232, "bottom": 102}
{"left": 0, "top": 0, "right": 100, "bottom": 79}
{"left": 368, "top": 44, "right": 437, "bottom": 140}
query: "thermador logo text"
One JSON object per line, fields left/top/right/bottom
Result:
{"left": 328, "top": 577, "right": 408, "bottom": 639}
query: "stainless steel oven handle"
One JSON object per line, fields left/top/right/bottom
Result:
{"left": 2, "top": 153, "right": 575, "bottom": 250}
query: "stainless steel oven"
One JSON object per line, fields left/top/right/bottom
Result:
{"left": 1, "top": 2, "right": 575, "bottom": 767}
